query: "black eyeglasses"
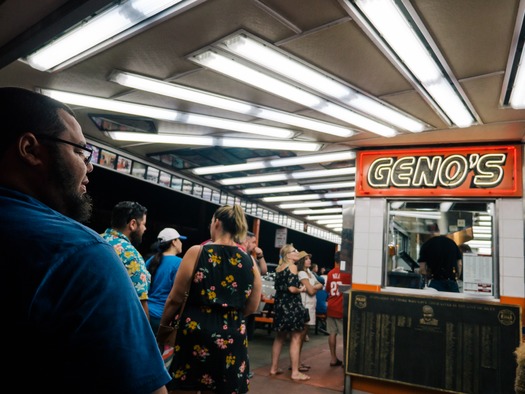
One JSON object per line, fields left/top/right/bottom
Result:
{"left": 36, "top": 134, "right": 93, "bottom": 164}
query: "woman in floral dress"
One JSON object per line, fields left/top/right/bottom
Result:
{"left": 269, "top": 244, "right": 310, "bottom": 381}
{"left": 158, "top": 205, "right": 262, "bottom": 393}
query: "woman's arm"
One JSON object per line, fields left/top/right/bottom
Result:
{"left": 300, "top": 269, "right": 323, "bottom": 296}
{"left": 244, "top": 263, "right": 263, "bottom": 316}
{"left": 287, "top": 263, "right": 305, "bottom": 294}
{"left": 159, "top": 245, "right": 201, "bottom": 327}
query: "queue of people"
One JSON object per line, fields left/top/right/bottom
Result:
{"left": 3, "top": 87, "right": 350, "bottom": 393}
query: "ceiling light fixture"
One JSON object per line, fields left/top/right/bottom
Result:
{"left": 340, "top": 0, "right": 477, "bottom": 127}
{"left": 243, "top": 181, "right": 355, "bottom": 195}
{"left": 501, "top": 0, "right": 525, "bottom": 109}
{"left": 306, "top": 214, "right": 345, "bottom": 220}
{"left": 24, "top": 0, "right": 203, "bottom": 71}
{"left": 190, "top": 50, "right": 398, "bottom": 137}
{"left": 263, "top": 191, "right": 355, "bottom": 202}
{"left": 219, "top": 167, "right": 356, "bottom": 185}
{"left": 40, "top": 89, "right": 296, "bottom": 139}
{"left": 218, "top": 32, "right": 426, "bottom": 132}
{"left": 292, "top": 208, "right": 343, "bottom": 215}
{"left": 192, "top": 150, "right": 355, "bottom": 175}
{"left": 106, "top": 131, "right": 321, "bottom": 151}
{"left": 316, "top": 218, "right": 344, "bottom": 224}
{"left": 280, "top": 201, "right": 350, "bottom": 209}
{"left": 110, "top": 71, "right": 356, "bottom": 137}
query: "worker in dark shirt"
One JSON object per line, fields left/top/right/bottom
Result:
{"left": 417, "top": 235, "right": 462, "bottom": 292}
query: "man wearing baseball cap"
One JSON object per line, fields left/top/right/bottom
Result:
{"left": 146, "top": 227, "right": 187, "bottom": 334}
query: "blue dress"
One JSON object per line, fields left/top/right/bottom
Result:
{"left": 273, "top": 266, "right": 305, "bottom": 332}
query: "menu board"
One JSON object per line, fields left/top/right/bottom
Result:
{"left": 346, "top": 290, "right": 521, "bottom": 393}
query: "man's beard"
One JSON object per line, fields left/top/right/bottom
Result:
{"left": 129, "top": 228, "right": 143, "bottom": 247}
{"left": 48, "top": 153, "right": 93, "bottom": 223}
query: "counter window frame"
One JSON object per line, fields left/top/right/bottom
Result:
{"left": 383, "top": 198, "right": 499, "bottom": 298}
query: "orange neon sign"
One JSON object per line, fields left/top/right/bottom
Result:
{"left": 356, "top": 145, "right": 522, "bottom": 197}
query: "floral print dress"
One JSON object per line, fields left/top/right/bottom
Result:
{"left": 272, "top": 266, "right": 306, "bottom": 332}
{"left": 167, "top": 244, "right": 255, "bottom": 394}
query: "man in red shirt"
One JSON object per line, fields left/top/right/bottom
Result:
{"left": 326, "top": 251, "right": 352, "bottom": 366}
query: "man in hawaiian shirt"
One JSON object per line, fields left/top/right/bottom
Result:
{"left": 102, "top": 201, "right": 151, "bottom": 316}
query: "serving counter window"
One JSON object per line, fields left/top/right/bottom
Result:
{"left": 385, "top": 199, "right": 496, "bottom": 296}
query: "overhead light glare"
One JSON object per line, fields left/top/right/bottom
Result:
{"left": 40, "top": 89, "right": 298, "bottom": 139}
{"left": 509, "top": 47, "right": 525, "bottom": 109}
{"left": 219, "top": 167, "right": 355, "bottom": 185}
{"left": 24, "top": 0, "right": 201, "bottom": 71}
{"left": 243, "top": 181, "right": 355, "bottom": 195}
{"left": 292, "top": 208, "right": 343, "bottom": 215}
{"left": 343, "top": 0, "right": 476, "bottom": 127}
{"left": 106, "top": 131, "right": 321, "bottom": 151}
{"left": 221, "top": 33, "right": 426, "bottom": 132}
{"left": 193, "top": 150, "right": 355, "bottom": 175}
{"left": 111, "top": 71, "right": 356, "bottom": 137}
{"left": 191, "top": 50, "right": 398, "bottom": 137}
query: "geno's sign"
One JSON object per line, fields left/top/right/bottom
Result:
{"left": 356, "top": 145, "right": 522, "bottom": 197}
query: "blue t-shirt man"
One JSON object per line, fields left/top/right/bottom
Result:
{"left": 2, "top": 187, "right": 170, "bottom": 393}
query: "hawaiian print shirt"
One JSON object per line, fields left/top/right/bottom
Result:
{"left": 101, "top": 228, "right": 150, "bottom": 300}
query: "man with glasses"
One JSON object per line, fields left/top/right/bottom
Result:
{"left": 102, "top": 201, "right": 151, "bottom": 315}
{"left": 0, "top": 87, "right": 169, "bottom": 393}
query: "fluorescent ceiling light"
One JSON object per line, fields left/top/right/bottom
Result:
{"left": 243, "top": 181, "right": 355, "bottom": 195}
{"left": 107, "top": 131, "right": 321, "bottom": 151}
{"left": 281, "top": 201, "right": 345, "bottom": 209}
{"left": 263, "top": 191, "right": 355, "bottom": 202}
{"left": 193, "top": 150, "right": 355, "bottom": 175}
{"left": 324, "top": 223, "right": 343, "bottom": 229}
{"left": 219, "top": 32, "right": 426, "bottom": 132}
{"left": 509, "top": 47, "right": 525, "bottom": 109}
{"left": 316, "top": 218, "right": 344, "bottom": 224}
{"left": 41, "top": 89, "right": 296, "bottom": 139}
{"left": 24, "top": 0, "right": 201, "bottom": 71}
{"left": 342, "top": 0, "right": 476, "bottom": 128}
{"left": 191, "top": 50, "right": 397, "bottom": 137}
{"left": 306, "top": 214, "right": 343, "bottom": 220}
{"left": 219, "top": 167, "right": 356, "bottom": 185}
{"left": 292, "top": 208, "right": 343, "bottom": 215}
{"left": 111, "top": 71, "right": 356, "bottom": 137}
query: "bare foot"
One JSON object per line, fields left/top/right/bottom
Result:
{"left": 291, "top": 372, "right": 310, "bottom": 381}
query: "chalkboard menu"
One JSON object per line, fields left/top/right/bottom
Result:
{"left": 346, "top": 290, "right": 522, "bottom": 393}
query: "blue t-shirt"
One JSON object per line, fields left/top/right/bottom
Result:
{"left": 1, "top": 187, "right": 170, "bottom": 393}
{"left": 146, "top": 254, "right": 182, "bottom": 319}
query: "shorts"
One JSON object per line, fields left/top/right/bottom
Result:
{"left": 326, "top": 316, "right": 343, "bottom": 335}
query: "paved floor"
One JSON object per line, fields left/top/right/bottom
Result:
{"left": 248, "top": 326, "right": 346, "bottom": 393}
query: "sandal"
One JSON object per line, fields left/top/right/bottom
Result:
{"left": 330, "top": 359, "right": 343, "bottom": 367}
{"left": 291, "top": 372, "right": 311, "bottom": 381}
{"left": 269, "top": 368, "right": 284, "bottom": 376}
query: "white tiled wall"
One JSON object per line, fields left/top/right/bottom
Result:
{"left": 498, "top": 199, "right": 525, "bottom": 298}
{"left": 352, "top": 198, "right": 385, "bottom": 286}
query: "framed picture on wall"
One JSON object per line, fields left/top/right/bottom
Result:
{"left": 159, "top": 171, "right": 171, "bottom": 187}
{"left": 99, "top": 149, "right": 117, "bottom": 169}
{"left": 131, "top": 162, "right": 146, "bottom": 179}
{"left": 116, "top": 156, "right": 132, "bottom": 174}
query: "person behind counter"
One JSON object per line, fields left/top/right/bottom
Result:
{"left": 417, "top": 235, "right": 463, "bottom": 293}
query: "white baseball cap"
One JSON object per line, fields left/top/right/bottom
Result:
{"left": 157, "top": 228, "right": 187, "bottom": 242}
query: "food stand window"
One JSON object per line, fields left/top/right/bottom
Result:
{"left": 385, "top": 200, "right": 496, "bottom": 296}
